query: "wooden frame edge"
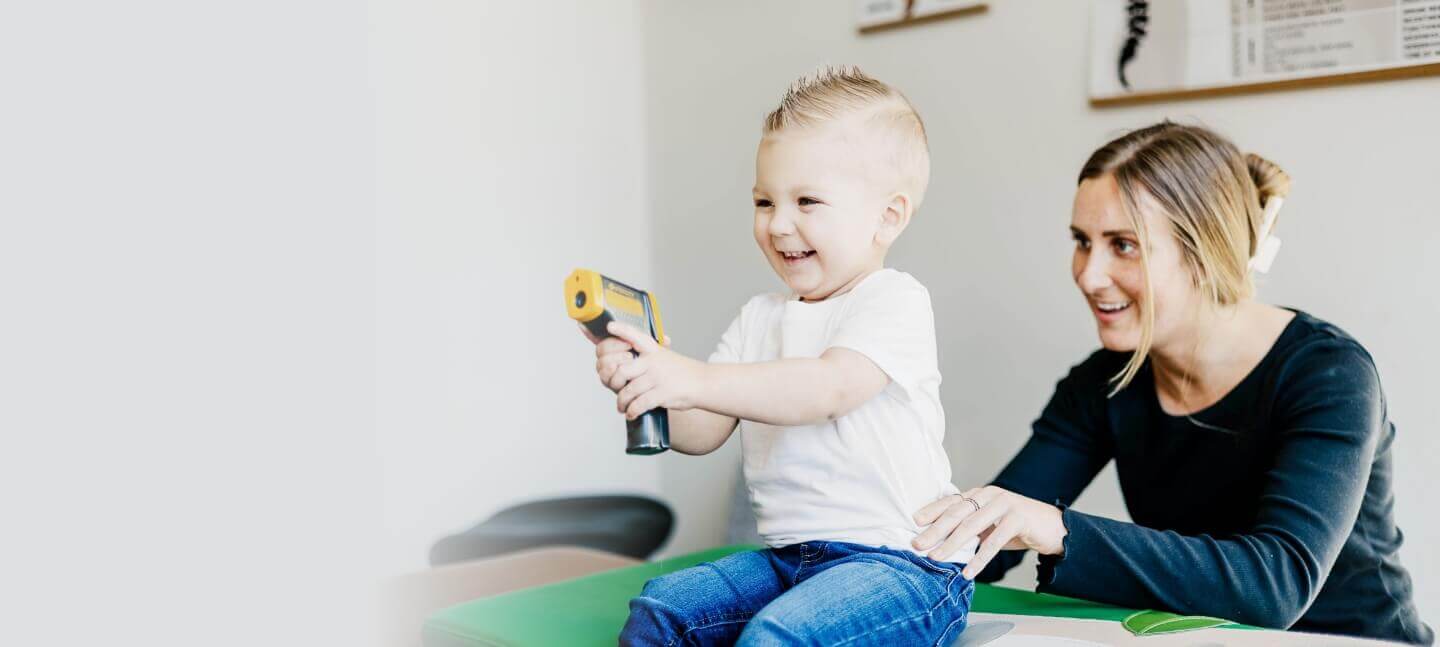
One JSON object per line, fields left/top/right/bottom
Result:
{"left": 858, "top": 3, "right": 988, "bottom": 35}
{"left": 1090, "top": 61, "right": 1440, "bottom": 108}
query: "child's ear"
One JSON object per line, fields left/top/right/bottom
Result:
{"left": 875, "top": 193, "right": 913, "bottom": 247}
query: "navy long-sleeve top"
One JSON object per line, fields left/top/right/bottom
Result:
{"left": 978, "top": 310, "right": 1433, "bottom": 645}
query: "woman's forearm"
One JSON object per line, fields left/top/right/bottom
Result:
{"left": 1039, "top": 509, "right": 1322, "bottom": 629}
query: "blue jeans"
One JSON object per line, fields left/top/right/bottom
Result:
{"left": 620, "top": 541, "right": 973, "bottom": 646}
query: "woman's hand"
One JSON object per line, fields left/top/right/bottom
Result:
{"left": 912, "top": 485, "right": 1069, "bottom": 580}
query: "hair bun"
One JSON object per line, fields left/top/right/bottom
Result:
{"left": 1245, "top": 153, "right": 1291, "bottom": 206}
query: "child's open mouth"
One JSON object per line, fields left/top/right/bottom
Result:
{"left": 780, "top": 250, "right": 816, "bottom": 265}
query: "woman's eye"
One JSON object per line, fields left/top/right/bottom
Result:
{"left": 797, "top": 197, "right": 820, "bottom": 207}
{"left": 1072, "top": 235, "right": 1090, "bottom": 251}
{"left": 754, "top": 199, "right": 773, "bottom": 208}
{"left": 1114, "top": 239, "right": 1137, "bottom": 255}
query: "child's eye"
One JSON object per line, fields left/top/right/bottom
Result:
{"left": 797, "top": 197, "right": 821, "bottom": 207}
{"left": 754, "top": 199, "right": 773, "bottom": 208}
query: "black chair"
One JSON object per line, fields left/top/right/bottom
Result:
{"left": 429, "top": 495, "right": 674, "bottom": 566}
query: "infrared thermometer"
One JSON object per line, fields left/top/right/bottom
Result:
{"left": 564, "top": 269, "right": 670, "bottom": 455}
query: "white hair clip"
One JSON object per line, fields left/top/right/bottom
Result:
{"left": 1249, "top": 196, "right": 1284, "bottom": 274}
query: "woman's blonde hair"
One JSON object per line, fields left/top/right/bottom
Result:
{"left": 1078, "top": 121, "right": 1292, "bottom": 393}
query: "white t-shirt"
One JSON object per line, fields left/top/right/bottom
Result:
{"left": 708, "top": 269, "right": 977, "bottom": 562}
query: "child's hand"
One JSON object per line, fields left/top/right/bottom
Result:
{"left": 604, "top": 321, "right": 705, "bottom": 419}
{"left": 581, "top": 322, "right": 636, "bottom": 394}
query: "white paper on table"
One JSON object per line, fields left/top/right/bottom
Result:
{"left": 986, "top": 637, "right": 1111, "bottom": 647}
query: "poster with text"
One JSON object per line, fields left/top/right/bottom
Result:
{"left": 1090, "top": 0, "right": 1440, "bottom": 104}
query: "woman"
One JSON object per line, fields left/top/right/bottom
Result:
{"left": 913, "top": 122, "right": 1432, "bottom": 645}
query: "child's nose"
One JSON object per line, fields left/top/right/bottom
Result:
{"left": 767, "top": 209, "right": 797, "bottom": 236}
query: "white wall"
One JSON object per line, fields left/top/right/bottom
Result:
{"left": 5, "top": 2, "right": 378, "bottom": 645}
{"left": 372, "top": 0, "right": 660, "bottom": 574}
{"left": 641, "top": 0, "right": 1440, "bottom": 622}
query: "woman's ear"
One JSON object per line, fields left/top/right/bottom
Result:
{"left": 875, "top": 193, "right": 913, "bottom": 248}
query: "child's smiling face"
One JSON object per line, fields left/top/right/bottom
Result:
{"left": 752, "top": 121, "right": 898, "bottom": 302}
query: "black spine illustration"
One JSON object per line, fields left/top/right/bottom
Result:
{"left": 1119, "top": 1, "right": 1149, "bottom": 89}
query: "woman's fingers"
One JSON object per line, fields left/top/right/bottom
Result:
{"left": 914, "top": 486, "right": 1066, "bottom": 569}
{"left": 910, "top": 495, "right": 956, "bottom": 524}
{"left": 927, "top": 498, "right": 1008, "bottom": 559}
{"left": 962, "top": 516, "right": 1023, "bottom": 580}
{"left": 915, "top": 492, "right": 973, "bottom": 527}
{"left": 913, "top": 488, "right": 986, "bottom": 549}
{"left": 912, "top": 499, "right": 971, "bottom": 550}
{"left": 944, "top": 497, "right": 1007, "bottom": 548}
{"left": 913, "top": 487, "right": 1010, "bottom": 555}
{"left": 930, "top": 493, "right": 1007, "bottom": 561}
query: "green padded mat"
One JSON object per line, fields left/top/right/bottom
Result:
{"left": 423, "top": 544, "right": 1242, "bottom": 646}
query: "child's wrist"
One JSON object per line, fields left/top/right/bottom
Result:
{"left": 688, "top": 359, "right": 715, "bottom": 410}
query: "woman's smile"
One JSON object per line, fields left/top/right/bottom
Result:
{"left": 1090, "top": 298, "right": 1134, "bottom": 324}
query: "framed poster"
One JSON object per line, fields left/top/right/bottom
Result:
{"left": 856, "top": 0, "right": 987, "bottom": 34}
{"left": 1089, "top": 0, "right": 1440, "bottom": 106}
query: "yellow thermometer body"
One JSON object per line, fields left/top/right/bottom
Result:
{"left": 565, "top": 269, "right": 669, "bottom": 455}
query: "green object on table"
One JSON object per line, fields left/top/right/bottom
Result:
{"left": 423, "top": 544, "right": 1246, "bottom": 646}
{"left": 425, "top": 545, "right": 755, "bottom": 647}
{"left": 1122, "top": 610, "right": 1234, "bottom": 636}
{"left": 972, "top": 581, "right": 1132, "bottom": 621}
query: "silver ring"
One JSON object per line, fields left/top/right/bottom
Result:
{"left": 960, "top": 495, "right": 981, "bottom": 514}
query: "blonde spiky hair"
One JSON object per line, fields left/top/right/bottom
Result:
{"left": 762, "top": 66, "right": 931, "bottom": 207}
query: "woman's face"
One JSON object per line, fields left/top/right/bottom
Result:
{"left": 1071, "top": 174, "right": 1203, "bottom": 353}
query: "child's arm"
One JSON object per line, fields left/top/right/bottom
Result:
{"left": 663, "top": 409, "right": 739, "bottom": 455}
{"left": 604, "top": 321, "right": 889, "bottom": 427}
{"left": 703, "top": 349, "right": 889, "bottom": 425}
